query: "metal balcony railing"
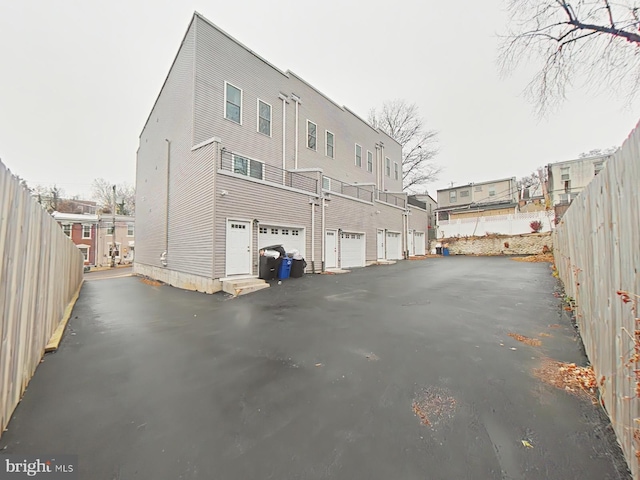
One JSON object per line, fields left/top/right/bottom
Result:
{"left": 220, "top": 149, "right": 318, "bottom": 194}
{"left": 321, "top": 176, "right": 375, "bottom": 203}
{"left": 377, "top": 190, "right": 406, "bottom": 208}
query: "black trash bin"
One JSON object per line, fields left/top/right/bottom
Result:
{"left": 290, "top": 259, "right": 307, "bottom": 278}
{"left": 259, "top": 255, "right": 279, "bottom": 280}
{"left": 435, "top": 246, "right": 443, "bottom": 255}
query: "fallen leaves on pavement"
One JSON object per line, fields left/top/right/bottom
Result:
{"left": 510, "top": 254, "right": 555, "bottom": 263}
{"left": 533, "top": 358, "right": 598, "bottom": 403}
{"left": 508, "top": 333, "right": 542, "bottom": 347}
{"left": 412, "top": 386, "right": 457, "bottom": 427}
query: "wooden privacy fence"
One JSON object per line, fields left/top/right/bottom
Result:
{"left": 0, "top": 160, "right": 84, "bottom": 438}
{"left": 553, "top": 121, "right": 640, "bottom": 477}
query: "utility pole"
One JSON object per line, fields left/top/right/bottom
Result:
{"left": 111, "top": 184, "right": 116, "bottom": 267}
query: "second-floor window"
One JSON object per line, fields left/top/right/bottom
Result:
{"left": 233, "top": 154, "right": 264, "bottom": 180}
{"left": 594, "top": 161, "right": 604, "bottom": 176}
{"left": 62, "top": 224, "right": 71, "bottom": 237}
{"left": 460, "top": 190, "right": 470, "bottom": 198}
{"left": 488, "top": 185, "right": 496, "bottom": 197}
{"left": 258, "top": 100, "right": 271, "bottom": 136}
{"left": 307, "top": 121, "right": 317, "bottom": 150}
{"left": 385, "top": 157, "right": 391, "bottom": 177}
{"left": 450, "top": 191, "right": 457, "bottom": 203}
{"left": 107, "top": 224, "right": 114, "bottom": 235}
{"left": 326, "top": 131, "right": 334, "bottom": 158}
{"left": 225, "top": 82, "right": 242, "bottom": 124}
{"left": 355, "top": 144, "right": 362, "bottom": 167}
{"left": 82, "top": 224, "right": 91, "bottom": 239}
{"left": 394, "top": 162, "right": 399, "bottom": 180}
{"left": 322, "top": 176, "right": 331, "bottom": 190}
{"left": 127, "top": 224, "right": 134, "bottom": 236}
{"left": 367, "top": 151, "right": 373, "bottom": 172}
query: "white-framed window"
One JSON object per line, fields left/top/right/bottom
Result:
{"left": 474, "top": 185, "right": 482, "bottom": 192}
{"left": 394, "top": 162, "right": 399, "bottom": 180}
{"left": 355, "top": 144, "right": 362, "bottom": 167}
{"left": 78, "top": 246, "right": 89, "bottom": 262}
{"left": 271, "top": 228, "right": 278, "bottom": 234}
{"left": 322, "top": 176, "right": 331, "bottom": 190}
{"left": 488, "top": 185, "right": 496, "bottom": 197}
{"left": 127, "top": 223, "right": 134, "bottom": 236}
{"left": 292, "top": 229, "right": 300, "bottom": 236}
{"left": 259, "top": 227, "right": 268, "bottom": 234}
{"left": 233, "top": 154, "right": 264, "bottom": 180}
{"left": 367, "top": 150, "right": 373, "bottom": 172}
{"left": 307, "top": 120, "right": 317, "bottom": 150}
{"left": 282, "top": 229, "right": 289, "bottom": 235}
{"left": 257, "top": 99, "right": 271, "bottom": 136}
{"left": 385, "top": 157, "right": 391, "bottom": 176}
{"left": 449, "top": 191, "right": 457, "bottom": 203}
{"left": 108, "top": 242, "right": 121, "bottom": 258}
{"left": 62, "top": 224, "right": 71, "bottom": 237}
{"left": 326, "top": 131, "right": 334, "bottom": 158}
{"left": 224, "top": 81, "right": 242, "bottom": 124}
{"left": 460, "top": 190, "right": 470, "bottom": 198}
{"left": 82, "top": 224, "right": 91, "bottom": 239}
{"left": 560, "top": 167, "right": 570, "bottom": 181}
{"left": 106, "top": 223, "right": 114, "bottom": 236}
{"left": 594, "top": 161, "right": 604, "bottom": 176}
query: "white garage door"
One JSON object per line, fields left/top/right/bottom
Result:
{"left": 259, "top": 225, "right": 305, "bottom": 257}
{"left": 386, "top": 231, "right": 402, "bottom": 260}
{"left": 414, "top": 231, "right": 426, "bottom": 255}
{"left": 340, "top": 232, "right": 365, "bottom": 268}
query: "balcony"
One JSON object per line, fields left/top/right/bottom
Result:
{"left": 321, "top": 175, "right": 375, "bottom": 203}
{"left": 220, "top": 149, "right": 317, "bottom": 194}
{"left": 377, "top": 190, "right": 406, "bottom": 208}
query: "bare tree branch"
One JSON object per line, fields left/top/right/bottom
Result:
{"left": 368, "top": 100, "right": 441, "bottom": 192}
{"left": 500, "top": 0, "right": 640, "bottom": 113}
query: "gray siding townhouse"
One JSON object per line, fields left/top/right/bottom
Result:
{"left": 135, "top": 12, "right": 431, "bottom": 293}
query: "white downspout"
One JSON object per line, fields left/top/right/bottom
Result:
{"left": 279, "top": 93, "right": 288, "bottom": 184}
{"left": 321, "top": 195, "right": 326, "bottom": 272}
{"left": 380, "top": 143, "right": 385, "bottom": 191}
{"left": 310, "top": 197, "right": 316, "bottom": 273}
{"left": 292, "top": 94, "right": 300, "bottom": 169}
{"left": 375, "top": 144, "right": 380, "bottom": 192}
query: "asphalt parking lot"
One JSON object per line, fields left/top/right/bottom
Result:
{"left": 0, "top": 257, "right": 630, "bottom": 479}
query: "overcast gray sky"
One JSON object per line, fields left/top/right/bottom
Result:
{"left": 1, "top": 0, "right": 638, "bottom": 198}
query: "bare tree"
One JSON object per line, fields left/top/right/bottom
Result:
{"left": 91, "top": 178, "right": 135, "bottom": 215}
{"left": 517, "top": 167, "right": 547, "bottom": 196}
{"left": 578, "top": 146, "right": 618, "bottom": 157}
{"left": 368, "top": 100, "right": 441, "bottom": 192}
{"left": 500, "top": 0, "right": 640, "bottom": 114}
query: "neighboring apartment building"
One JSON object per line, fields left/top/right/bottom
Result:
{"left": 52, "top": 212, "right": 135, "bottom": 266}
{"left": 435, "top": 177, "right": 518, "bottom": 221}
{"left": 547, "top": 154, "right": 611, "bottom": 207}
{"left": 135, "top": 12, "right": 431, "bottom": 293}
{"left": 96, "top": 215, "right": 135, "bottom": 266}
{"left": 409, "top": 194, "right": 437, "bottom": 239}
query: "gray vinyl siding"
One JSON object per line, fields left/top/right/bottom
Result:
{"left": 325, "top": 196, "right": 404, "bottom": 264}
{"left": 408, "top": 205, "right": 430, "bottom": 232}
{"left": 193, "top": 15, "right": 291, "bottom": 169}
{"left": 213, "top": 174, "right": 315, "bottom": 278}
{"left": 290, "top": 74, "right": 403, "bottom": 191}
{"left": 136, "top": 19, "right": 196, "bottom": 268}
{"left": 167, "top": 144, "right": 215, "bottom": 277}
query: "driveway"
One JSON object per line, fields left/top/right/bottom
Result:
{"left": 0, "top": 257, "right": 629, "bottom": 479}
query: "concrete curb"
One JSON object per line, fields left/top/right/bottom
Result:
{"left": 45, "top": 280, "right": 84, "bottom": 352}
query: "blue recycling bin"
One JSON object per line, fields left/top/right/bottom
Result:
{"left": 442, "top": 247, "right": 450, "bottom": 256}
{"left": 278, "top": 257, "right": 292, "bottom": 279}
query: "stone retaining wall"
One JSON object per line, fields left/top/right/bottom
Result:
{"left": 429, "top": 232, "right": 552, "bottom": 256}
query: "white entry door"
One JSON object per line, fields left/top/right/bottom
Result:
{"left": 340, "top": 232, "right": 365, "bottom": 268}
{"left": 226, "top": 219, "right": 252, "bottom": 276}
{"left": 408, "top": 229, "right": 415, "bottom": 256}
{"left": 325, "top": 230, "right": 337, "bottom": 268}
{"left": 377, "top": 229, "right": 385, "bottom": 260}
{"left": 414, "top": 231, "right": 426, "bottom": 255}
{"left": 386, "top": 231, "right": 402, "bottom": 260}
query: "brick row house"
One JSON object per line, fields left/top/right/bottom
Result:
{"left": 52, "top": 212, "right": 135, "bottom": 267}
{"left": 135, "top": 12, "right": 431, "bottom": 293}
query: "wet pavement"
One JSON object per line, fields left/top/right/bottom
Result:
{"left": 0, "top": 257, "right": 630, "bottom": 479}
